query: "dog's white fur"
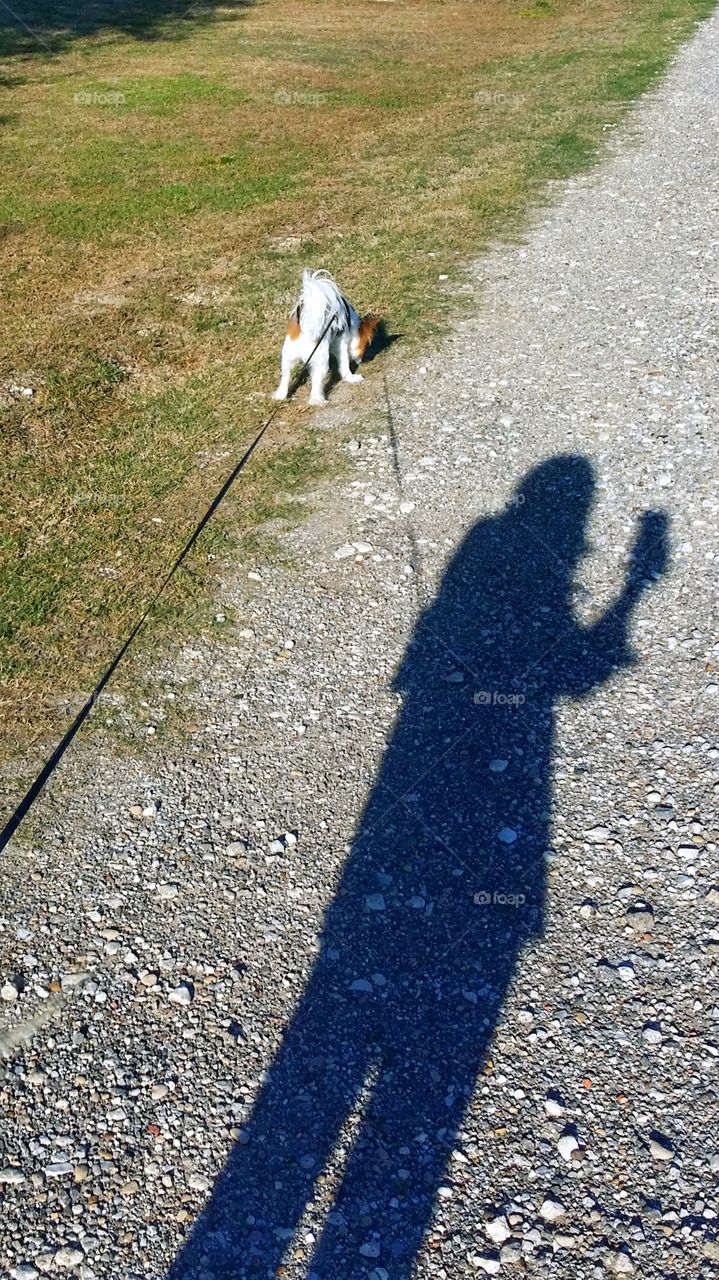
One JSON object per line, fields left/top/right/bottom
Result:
{"left": 273, "top": 269, "right": 378, "bottom": 406}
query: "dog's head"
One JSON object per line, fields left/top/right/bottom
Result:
{"left": 354, "top": 313, "right": 381, "bottom": 362}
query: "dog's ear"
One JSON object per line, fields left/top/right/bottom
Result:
{"left": 358, "top": 313, "right": 381, "bottom": 358}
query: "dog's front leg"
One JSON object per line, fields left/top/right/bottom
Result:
{"left": 337, "top": 335, "right": 364, "bottom": 385}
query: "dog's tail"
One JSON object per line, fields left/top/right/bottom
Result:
{"left": 299, "top": 268, "right": 347, "bottom": 341}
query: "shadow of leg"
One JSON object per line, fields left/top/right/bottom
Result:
{"left": 169, "top": 970, "right": 373, "bottom": 1279}
{"left": 308, "top": 983, "right": 512, "bottom": 1280}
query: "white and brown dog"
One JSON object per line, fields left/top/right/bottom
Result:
{"left": 273, "top": 269, "right": 379, "bottom": 406}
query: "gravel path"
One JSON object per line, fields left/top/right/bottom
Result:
{"left": 2, "top": 13, "right": 719, "bottom": 1280}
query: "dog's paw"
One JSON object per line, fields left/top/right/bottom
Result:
{"left": 345, "top": 372, "right": 364, "bottom": 384}
{"left": 309, "top": 394, "right": 328, "bottom": 407}
{"left": 272, "top": 387, "right": 288, "bottom": 401}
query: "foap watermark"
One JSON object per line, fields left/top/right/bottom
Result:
{"left": 273, "top": 89, "right": 326, "bottom": 107}
{"left": 474, "top": 690, "right": 525, "bottom": 708}
{"left": 507, "top": 490, "right": 526, "bottom": 508}
{"left": 473, "top": 90, "right": 526, "bottom": 110}
{"left": 74, "top": 90, "right": 125, "bottom": 107}
{"left": 72, "top": 491, "right": 124, "bottom": 509}
{"left": 474, "top": 890, "right": 526, "bottom": 908}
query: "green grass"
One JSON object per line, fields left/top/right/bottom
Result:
{"left": 0, "top": 0, "right": 716, "bottom": 793}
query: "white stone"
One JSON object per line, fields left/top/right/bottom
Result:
{"left": 169, "top": 983, "right": 193, "bottom": 1005}
{"left": 485, "top": 1215, "right": 511, "bottom": 1244}
{"left": 540, "top": 1198, "right": 566, "bottom": 1223}
{"left": 557, "top": 1133, "right": 579, "bottom": 1161}
{"left": 53, "top": 1249, "right": 85, "bottom": 1270}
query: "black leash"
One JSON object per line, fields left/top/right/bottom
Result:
{"left": 383, "top": 370, "right": 426, "bottom": 605}
{"left": 0, "top": 318, "right": 333, "bottom": 855}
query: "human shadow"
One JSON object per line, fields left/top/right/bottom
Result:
{"left": 168, "top": 455, "right": 669, "bottom": 1280}
{"left": 0, "top": 0, "right": 252, "bottom": 59}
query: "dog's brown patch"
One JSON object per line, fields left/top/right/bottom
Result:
{"left": 357, "top": 313, "right": 380, "bottom": 358}
{"left": 287, "top": 307, "right": 301, "bottom": 339}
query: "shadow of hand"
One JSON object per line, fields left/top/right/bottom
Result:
{"left": 627, "top": 509, "right": 670, "bottom": 596}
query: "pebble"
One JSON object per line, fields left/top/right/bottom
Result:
{"left": 544, "top": 1088, "right": 565, "bottom": 1117}
{"left": 557, "top": 1133, "right": 580, "bottom": 1161}
{"left": 226, "top": 840, "right": 248, "bottom": 856}
{"left": 642, "top": 1021, "right": 662, "bottom": 1045}
{"left": 649, "top": 1133, "right": 675, "bottom": 1161}
{"left": 156, "top": 883, "right": 179, "bottom": 900}
{"left": 365, "top": 894, "right": 386, "bottom": 911}
{"left": 359, "top": 1240, "right": 381, "bottom": 1258}
{"left": 472, "top": 1256, "right": 501, "bottom": 1275}
{"left": 169, "top": 983, "right": 194, "bottom": 1005}
{"left": 553, "top": 1233, "right": 576, "bottom": 1250}
{"left": 485, "top": 1215, "right": 511, "bottom": 1244}
{"left": 52, "top": 1248, "right": 84, "bottom": 1270}
{"left": 626, "top": 902, "right": 653, "bottom": 932}
{"left": 334, "top": 543, "right": 356, "bottom": 560}
{"left": 0, "top": 1166, "right": 25, "bottom": 1184}
{"left": 540, "top": 1198, "right": 566, "bottom": 1222}
{"left": 498, "top": 827, "right": 518, "bottom": 844}
{"left": 605, "top": 1248, "right": 635, "bottom": 1274}
{"left": 1, "top": 979, "right": 20, "bottom": 1002}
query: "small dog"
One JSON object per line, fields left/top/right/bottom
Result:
{"left": 273, "top": 269, "right": 379, "bottom": 406}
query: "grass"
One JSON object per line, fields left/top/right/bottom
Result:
{"left": 0, "top": 0, "right": 715, "bottom": 795}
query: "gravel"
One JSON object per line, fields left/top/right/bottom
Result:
{"left": 1, "top": 11, "right": 719, "bottom": 1280}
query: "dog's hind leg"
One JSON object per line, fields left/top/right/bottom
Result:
{"left": 337, "top": 333, "right": 364, "bottom": 385}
